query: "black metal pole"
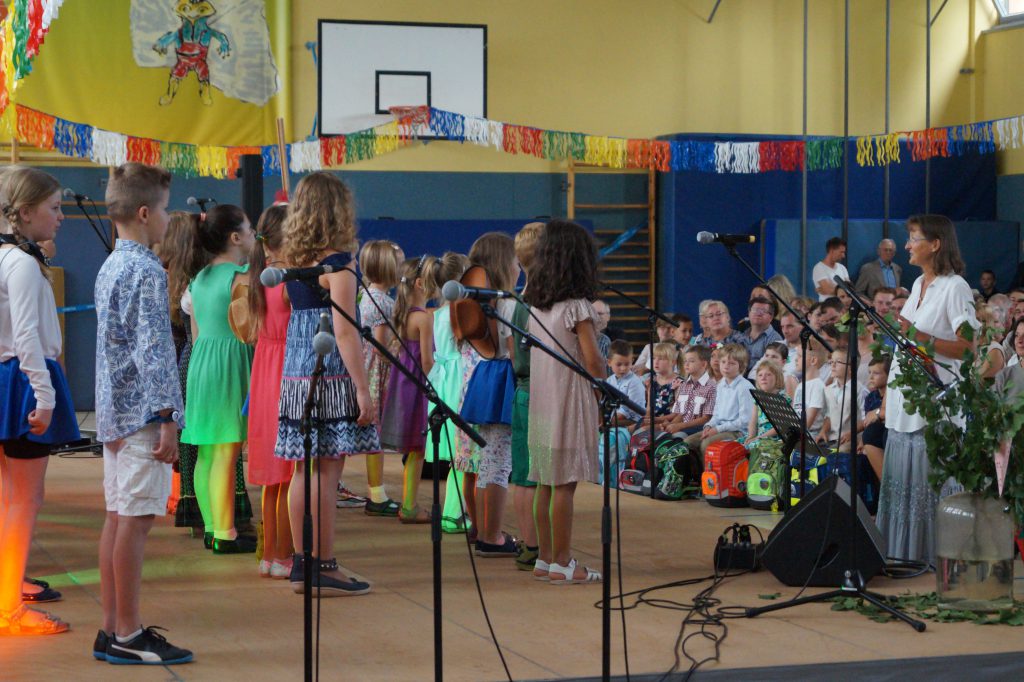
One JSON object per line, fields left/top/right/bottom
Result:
{"left": 428, "top": 408, "right": 445, "bottom": 682}
{"left": 884, "top": 0, "right": 891, "bottom": 239}
{"left": 842, "top": 0, "right": 850, "bottom": 247}
{"left": 300, "top": 353, "right": 324, "bottom": 682}
{"left": 601, "top": 401, "right": 613, "bottom": 681}
{"left": 926, "top": 0, "right": 932, "bottom": 213}
{"left": 801, "top": 0, "right": 809, "bottom": 294}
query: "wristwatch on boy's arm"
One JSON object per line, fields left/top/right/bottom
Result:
{"left": 154, "top": 410, "right": 181, "bottom": 424}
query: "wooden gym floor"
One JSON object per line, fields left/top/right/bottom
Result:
{"left": 2, "top": 442, "right": 1024, "bottom": 681}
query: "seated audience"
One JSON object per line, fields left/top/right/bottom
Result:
{"left": 664, "top": 346, "right": 717, "bottom": 436}
{"left": 683, "top": 343, "right": 755, "bottom": 462}
{"left": 693, "top": 300, "right": 746, "bottom": 348}
{"left": 740, "top": 296, "right": 782, "bottom": 369}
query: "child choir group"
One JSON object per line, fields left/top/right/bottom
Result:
{"left": 0, "top": 159, "right": 992, "bottom": 668}
{"left": 0, "top": 162, "right": 612, "bottom": 664}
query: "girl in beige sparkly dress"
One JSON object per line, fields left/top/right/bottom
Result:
{"left": 526, "top": 220, "right": 605, "bottom": 585}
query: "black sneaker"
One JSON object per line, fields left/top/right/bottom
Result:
{"left": 475, "top": 534, "right": 518, "bottom": 557}
{"left": 93, "top": 630, "right": 110, "bottom": 661}
{"left": 211, "top": 535, "right": 257, "bottom": 554}
{"left": 106, "top": 626, "right": 193, "bottom": 665}
{"left": 364, "top": 498, "right": 400, "bottom": 517}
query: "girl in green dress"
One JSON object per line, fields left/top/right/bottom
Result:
{"left": 422, "top": 252, "right": 470, "bottom": 532}
{"left": 180, "top": 205, "right": 256, "bottom": 554}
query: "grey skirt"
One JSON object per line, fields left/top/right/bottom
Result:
{"left": 876, "top": 428, "right": 961, "bottom": 567}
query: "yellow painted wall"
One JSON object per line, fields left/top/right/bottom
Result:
{"left": 292, "top": 0, "right": 993, "bottom": 172}
{"left": 977, "top": 5, "right": 1024, "bottom": 173}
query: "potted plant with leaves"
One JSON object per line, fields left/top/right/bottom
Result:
{"left": 891, "top": 321, "right": 1024, "bottom": 612}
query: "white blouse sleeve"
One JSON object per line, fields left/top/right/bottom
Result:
{"left": 181, "top": 289, "right": 193, "bottom": 317}
{"left": 6, "top": 255, "right": 55, "bottom": 409}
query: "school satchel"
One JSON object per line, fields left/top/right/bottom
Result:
{"left": 701, "top": 440, "right": 749, "bottom": 508}
{"left": 618, "top": 429, "right": 656, "bottom": 494}
{"left": 788, "top": 450, "right": 830, "bottom": 507}
{"left": 746, "top": 438, "right": 789, "bottom": 511}
{"left": 652, "top": 435, "right": 701, "bottom": 501}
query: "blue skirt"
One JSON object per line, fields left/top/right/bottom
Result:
{"left": 0, "top": 357, "right": 80, "bottom": 445}
{"left": 461, "top": 358, "right": 515, "bottom": 425}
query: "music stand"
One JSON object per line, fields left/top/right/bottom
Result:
{"left": 751, "top": 389, "right": 828, "bottom": 461}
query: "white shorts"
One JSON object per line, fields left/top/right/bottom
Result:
{"left": 103, "top": 423, "right": 172, "bottom": 517}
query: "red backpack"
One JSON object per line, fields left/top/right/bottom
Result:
{"left": 701, "top": 440, "right": 749, "bottom": 508}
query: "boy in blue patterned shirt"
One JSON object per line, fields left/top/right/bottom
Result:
{"left": 93, "top": 163, "right": 191, "bottom": 666}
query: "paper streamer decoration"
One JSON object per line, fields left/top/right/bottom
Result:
{"left": 1, "top": 101, "right": 1021, "bottom": 178}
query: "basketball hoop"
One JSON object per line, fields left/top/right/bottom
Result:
{"left": 388, "top": 105, "right": 431, "bottom": 139}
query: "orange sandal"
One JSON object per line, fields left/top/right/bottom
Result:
{"left": 0, "top": 604, "right": 70, "bottom": 636}
{"left": 398, "top": 505, "right": 432, "bottom": 524}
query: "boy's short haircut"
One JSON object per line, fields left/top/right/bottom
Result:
{"left": 105, "top": 162, "right": 172, "bottom": 224}
{"left": 670, "top": 312, "right": 692, "bottom": 326}
{"left": 609, "top": 339, "right": 633, "bottom": 359}
{"left": 820, "top": 297, "right": 844, "bottom": 314}
{"left": 806, "top": 337, "right": 829, "bottom": 364}
{"left": 684, "top": 344, "right": 711, "bottom": 362}
{"left": 514, "top": 222, "right": 545, "bottom": 273}
{"left": 718, "top": 343, "right": 750, "bottom": 375}
{"left": 765, "top": 341, "right": 789, "bottom": 362}
{"left": 655, "top": 317, "right": 675, "bottom": 331}
{"left": 873, "top": 286, "right": 897, "bottom": 298}
{"left": 869, "top": 354, "right": 892, "bottom": 373}
{"left": 653, "top": 342, "right": 679, "bottom": 364}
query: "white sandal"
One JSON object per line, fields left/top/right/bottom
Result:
{"left": 548, "top": 558, "right": 602, "bottom": 585}
{"left": 533, "top": 559, "right": 551, "bottom": 581}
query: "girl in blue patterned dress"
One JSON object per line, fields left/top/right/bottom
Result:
{"left": 274, "top": 172, "right": 377, "bottom": 597}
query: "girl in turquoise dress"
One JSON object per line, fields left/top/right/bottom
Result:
{"left": 180, "top": 205, "right": 256, "bottom": 554}
{"left": 423, "top": 253, "right": 470, "bottom": 532}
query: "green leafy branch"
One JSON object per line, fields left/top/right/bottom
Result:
{"left": 890, "top": 321, "right": 1024, "bottom": 523}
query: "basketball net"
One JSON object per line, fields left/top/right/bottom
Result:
{"left": 388, "top": 105, "right": 431, "bottom": 140}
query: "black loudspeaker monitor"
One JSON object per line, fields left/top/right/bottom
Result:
{"left": 761, "top": 475, "right": 885, "bottom": 587}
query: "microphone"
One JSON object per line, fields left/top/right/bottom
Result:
{"left": 312, "top": 313, "right": 335, "bottom": 356}
{"left": 186, "top": 196, "right": 217, "bottom": 208}
{"left": 63, "top": 187, "right": 90, "bottom": 202}
{"left": 696, "top": 231, "right": 756, "bottom": 246}
{"left": 441, "top": 280, "right": 516, "bottom": 303}
{"left": 260, "top": 264, "right": 341, "bottom": 287}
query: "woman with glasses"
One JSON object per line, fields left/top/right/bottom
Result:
{"left": 875, "top": 215, "right": 978, "bottom": 567}
{"left": 692, "top": 300, "right": 746, "bottom": 349}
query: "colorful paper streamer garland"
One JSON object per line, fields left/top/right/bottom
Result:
{"left": 2, "top": 102, "right": 1023, "bottom": 178}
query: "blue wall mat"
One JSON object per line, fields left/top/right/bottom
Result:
{"left": 658, "top": 133, "right": 997, "bottom": 323}
{"left": 764, "top": 219, "right": 1020, "bottom": 295}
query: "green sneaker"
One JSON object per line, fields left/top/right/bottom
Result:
{"left": 515, "top": 540, "right": 539, "bottom": 571}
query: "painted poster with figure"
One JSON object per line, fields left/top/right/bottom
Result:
{"left": 130, "top": 0, "right": 280, "bottom": 107}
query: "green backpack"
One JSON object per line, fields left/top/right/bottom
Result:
{"left": 746, "top": 438, "right": 788, "bottom": 511}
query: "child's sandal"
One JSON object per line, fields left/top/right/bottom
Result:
{"left": 0, "top": 604, "right": 70, "bottom": 636}
{"left": 548, "top": 558, "right": 602, "bottom": 586}
{"left": 398, "top": 505, "right": 431, "bottom": 524}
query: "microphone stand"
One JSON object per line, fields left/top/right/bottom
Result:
{"left": 299, "top": 277, "right": 485, "bottom": 682}
{"left": 70, "top": 196, "right": 113, "bottom": 254}
{"left": 479, "top": 301, "right": 643, "bottom": 682}
{"left": 715, "top": 243, "right": 832, "bottom": 501}
{"left": 746, "top": 276, "right": 931, "bottom": 632}
{"left": 602, "top": 281, "right": 676, "bottom": 498}
{"left": 299, "top": 332, "right": 327, "bottom": 682}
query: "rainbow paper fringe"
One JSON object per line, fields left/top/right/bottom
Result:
{"left": 0, "top": 0, "right": 63, "bottom": 113}
{"left": 3, "top": 102, "right": 1024, "bottom": 178}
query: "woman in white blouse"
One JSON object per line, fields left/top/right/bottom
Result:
{"left": 875, "top": 215, "right": 978, "bottom": 566}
